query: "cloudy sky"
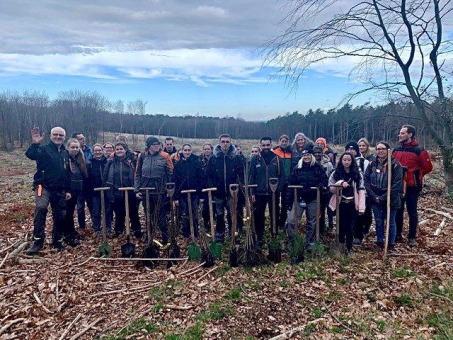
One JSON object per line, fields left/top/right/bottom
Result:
{"left": 0, "top": 0, "right": 451, "bottom": 120}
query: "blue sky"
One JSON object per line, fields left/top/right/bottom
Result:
{"left": 0, "top": 0, "right": 451, "bottom": 121}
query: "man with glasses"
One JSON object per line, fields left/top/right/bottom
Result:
{"left": 25, "top": 127, "right": 72, "bottom": 255}
{"left": 248, "top": 137, "right": 283, "bottom": 247}
{"left": 135, "top": 136, "right": 174, "bottom": 244}
{"left": 71, "top": 132, "right": 93, "bottom": 230}
{"left": 206, "top": 134, "right": 244, "bottom": 243}
{"left": 393, "top": 125, "right": 433, "bottom": 247}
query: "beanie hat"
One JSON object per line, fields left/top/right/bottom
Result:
{"left": 345, "top": 141, "right": 360, "bottom": 156}
{"left": 146, "top": 136, "right": 160, "bottom": 149}
{"left": 312, "top": 145, "right": 323, "bottom": 153}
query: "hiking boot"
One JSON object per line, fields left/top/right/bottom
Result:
{"left": 353, "top": 238, "right": 362, "bottom": 246}
{"left": 26, "top": 241, "right": 44, "bottom": 256}
{"left": 133, "top": 230, "right": 143, "bottom": 239}
{"left": 408, "top": 238, "right": 417, "bottom": 247}
{"left": 388, "top": 244, "right": 395, "bottom": 252}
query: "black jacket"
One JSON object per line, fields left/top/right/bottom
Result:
{"left": 174, "top": 154, "right": 205, "bottom": 198}
{"left": 286, "top": 161, "right": 328, "bottom": 206}
{"left": 205, "top": 144, "right": 244, "bottom": 198}
{"left": 248, "top": 150, "right": 283, "bottom": 195}
{"left": 25, "top": 141, "right": 71, "bottom": 192}
{"left": 89, "top": 156, "right": 108, "bottom": 193}
{"left": 104, "top": 153, "right": 136, "bottom": 201}
{"left": 364, "top": 157, "right": 403, "bottom": 209}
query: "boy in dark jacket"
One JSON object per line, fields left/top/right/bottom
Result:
{"left": 249, "top": 137, "right": 283, "bottom": 246}
{"left": 205, "top": 134, "right": 244, "bottom": 243}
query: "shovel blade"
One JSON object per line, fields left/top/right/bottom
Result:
{"left": 209, "top": 242, "right": 222, "bottom": 260}
{"left": 188, "top": 242, "right": 201, "bottom": 260}
{"left": 229, "top": 246, "right": 238, "bottom": 267}
{"left": 142, "top": 244, "right": 159, "bottom": 268}
{"left": 121, "top": 236, "right": 136, "bottom": 258}
{"left": 167, "top": 244, "right": 181, "bottom": 268}
{"left": 98, "top": 242, "right": 112, "bottom": 258}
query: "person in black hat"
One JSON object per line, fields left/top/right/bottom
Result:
{"left": 285, "top": 148, "right": 328, "bottom": 252}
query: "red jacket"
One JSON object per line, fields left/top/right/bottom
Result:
{"left": 392, "top": 139, "right": 433, "bottom": 188}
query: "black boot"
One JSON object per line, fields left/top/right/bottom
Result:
{"left": 66, "top": 237, "right": 81, "bottom": 247}
{"left": 26, "top": 240, "right": 44, "bottom": 256}
{"left": 51, "top": 241, "right": 65, "bottom": 251}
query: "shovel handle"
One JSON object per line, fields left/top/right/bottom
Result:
{"left": 181, "top": 189, "right": 197, "bottom": 194}
{"left": 207, "top": 191, "right": 215, "bottom": 242}
{"left": 140, "top": 187, "right": 155, "bottom": 191}
{"left": 94, "top": 187, "right": 111, "bottom": 192}
{"left": 118, "top": 187, "right": 135, "bottom": 191}
{"left": 269, "top": 178, "right": 279, "bottom": 193}
{"left": 202, "top": 187, "right": 217, "bottom": 192}
{"left": 166, "top": 182, "right": 176, "bottom": 197}
{"left": 229, "top": 184, "right": 239, "bottom": 196}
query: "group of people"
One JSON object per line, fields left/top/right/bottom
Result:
{"left": 25, "top": 125, "right": 433, "bottom": 257}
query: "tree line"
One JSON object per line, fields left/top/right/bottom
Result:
{"left": 0, "top": 89, "right": 449, "bottom": 149}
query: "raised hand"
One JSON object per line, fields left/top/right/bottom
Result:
{"left": 31, "top": 127, "right": 44, "bottom": 144}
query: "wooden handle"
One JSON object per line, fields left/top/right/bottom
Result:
{"left": 118, "top": 187, "right": 135, "bottom": 191}
{"left": 288, "top": 185, "right": 304, "bottom": 189}
{"left": 202, "top": 187, "right": 217, "bottom": 192}
{"left": 94, "top": 187, "right": 111, "bottom": 192}
{"left": 181, "top": 189, "right": 197, "bottom": 194}
{"left": 140, "top": 187, "right": 155, "bottom": 191}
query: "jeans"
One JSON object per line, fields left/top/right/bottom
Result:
{"left": 354, "top": 202, "right": 373, "bottom": 240}
{"left": 92, "top": 194, "right": 112, "bottom": 232}
{"left": 286, "top": 200, "right": 317, "bottom": 247}
{"left": 339, "top": 201, "right": 357, "bottom": 251}
{"left": 179, "top": 194, "right": 199, "bottom": 239}
{"left": 64, "top": 191, "right": 82, "bottom": 239}
{"left": 32, "top": 187, "right": 66, "bottom": 244}
{"left": 76, "top": 192, "right": 93, "bottom": 229}
{"left": 372, "top": 204, "right": 397, "bottom": 245}
{"left": 396, "top": 186, "right": 420, "bottom": 240}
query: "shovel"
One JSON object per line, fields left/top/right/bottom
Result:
{"left": 268, "top": 178, "right": 282, "bottom": 263}
{"left": 384, "top": 149, "right": 392, "bottom": 259}
{"left": 202, "top": 187, "right": 221, "bottom": 259}
{"left": 95, "top": 187, "right": 111, "bottom": 257}
{"left": 141, "top": 187, "right": 159, "bottom": 267}
{"left": 119, "top": 187, "right": 136, "bottom": 258}
{"left": 182, "top": 189, "right": 201, "bottom": 260}
{"left": 166, "top": 183, "right": 181, "bottom": 268}
{"left": 229, "top": 184, "right": 239, "bottom": 267}
{"left": 198, "top": 199, "right": 215, "bottom": 267}
{"left": 330, "top": 187, "right": 344, "bottom": 257}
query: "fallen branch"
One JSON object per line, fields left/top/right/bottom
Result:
{"left": 17, "top": 258, "right": 48, "bottom": 265}
{"left": 7, "top": 241, "right": 29, "bottom": 260}
{"left": 428, "top": 292, "right": 453, "bottom": 305}
{"left": 90, "top": 281, "right": 164, "bottom": 297}
{"left": 0, "top": 240, "right": 19, "bottom": 253}
{"left": 195, "top": 266, "right": 218, "bottom": 283}
{"left": 69, "top": 317, "right": 104, "bottom": 340}
{"left": 440, "top": 207, "right": 453, "bottom": 213}
{"left": 78, "top": 256, "right": 188, "bottom": 266}
{"left": 179, "top": 262, "right": 206, "bottom": 277}
{"left": 322, "top": 302, "right": 358, "bottom": 335}
{"left": 59, "top": 313, "right": 82, "bottom": 340}
{"left": 269, "top": 318, "right": 324, "bottom": 340}
{"left": 0, "top": 252, "right": 9, "bottom": 269}
{"left": 33, "top": 292, "right": 54, "bottom": 314}
{"left": 425, "top": 208, "right": 453, "bottom": 220}
{"left": 0, "top": 318, "right": 26, "bottom": 336}
{"left": 163, "top": 304, "right": 193, "bottom": 310}
{"left": 434, "top": 218, "right": 446, "bottom": 236}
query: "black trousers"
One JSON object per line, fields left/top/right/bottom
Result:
{"left": 354, "top": 202, "right": 372, "bottom": 240}
{"left": 396, "top": 187, "right": 420, "bottom": 239}
{"left": 254, "top": 194, "right": 279, "bottom": 243}
{"left": 113, "top": 192, "right": 141, "bottom": 235}
{"left": 32, "top": 187, "right": 67, "bottom": 244}
{"left": 339, "top": 201, "right": 357, "bottom": 251}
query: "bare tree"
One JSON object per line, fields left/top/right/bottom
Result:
{"left": 264, "top": 0, "right": 453, "bottom": 193}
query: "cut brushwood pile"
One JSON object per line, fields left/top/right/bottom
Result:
{"left": 0, "top": 149, "right": 452, "bottom": 339}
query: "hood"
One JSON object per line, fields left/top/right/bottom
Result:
{"left": 400, "top": 138, "right": 419, "bottom": 148}
{"left": 213, "top": 144, "right": 237, "bottom": 158}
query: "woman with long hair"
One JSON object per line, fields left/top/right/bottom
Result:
{"left": 329, "top": 152, "right": 365, "bottom": 253}
{"left": 364, "top": 141, "right": 403, "bottom": 250}
{"left": 104, "top": 142, "right": 141, "bottom": 237}
{"left": 291, "top": 132, "right": 314, "bottom": 168}
{"left": 358, "top": 138, "right": 376, "bottom": 162}
{"left": 64, "top": 138, "right": 89, "bottom": 246}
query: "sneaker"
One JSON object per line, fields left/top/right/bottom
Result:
{"left": 395, "top": 235, "right": 403, "bottom": 243}
{"left": 408, "top": 238, "right": 417, "bottom": 247}
{"left": 353, "top": 238, "right": 362, "bottom": 246}
{"left": 388, "top": 244, "right": 395, "bottom": 252}
{"left": 26, "top": 241, "right": 44, "bottom": 256}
